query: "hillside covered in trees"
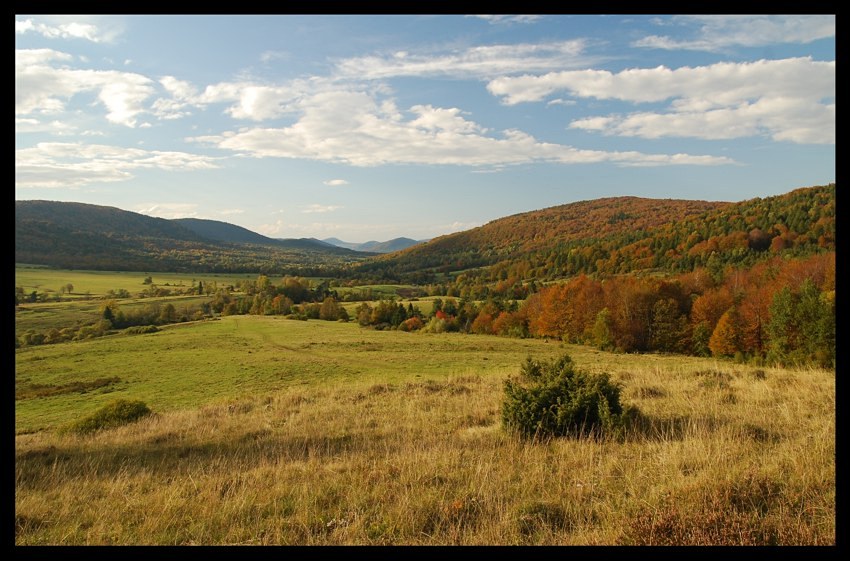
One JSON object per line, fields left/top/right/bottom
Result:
{"left": 15, "top": 201, "right": 369, "bottom": 274}
{"left": 353, "top": 184, "right": 835, "bottom": 289}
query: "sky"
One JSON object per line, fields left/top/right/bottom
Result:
{"left": 15, "top": 14, "right": 835, "bottom": 243}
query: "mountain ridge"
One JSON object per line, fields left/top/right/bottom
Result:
{"left": 15, "top": 185, "right": 834, "bottom": 279}
{"left": 15, "top": 201, "right": 369, "bottom": 273}
{"left": 322, "top": 237, "right": 425, "bottom": 253}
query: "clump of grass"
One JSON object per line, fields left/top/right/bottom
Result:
{"left": 694, "top": 369, "right": 734, "bottom": 389}
{"left": 61, "top": 399, "right": 151, "bottom": 435}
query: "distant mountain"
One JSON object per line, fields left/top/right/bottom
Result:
{"left": 321, "top": 237, "right": 362, "bottom": 251}
{"left": 322, "top": 237, "right": 424, "bottom": 253}
{"left": 15, "top": 201, "right": 370, "bottom": 273}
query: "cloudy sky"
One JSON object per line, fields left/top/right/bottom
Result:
{"left": 15, "top": 14, "right": 835, "bottom": 242}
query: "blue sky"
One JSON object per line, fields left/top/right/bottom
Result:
{"left": 15, "top": 15, "right": 835, "bottom": 242}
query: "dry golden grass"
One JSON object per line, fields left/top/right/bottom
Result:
{"left": 15, "top": 358, "right": 834, "bottom": 545}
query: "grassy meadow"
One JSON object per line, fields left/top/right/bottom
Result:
{"left": 15, "top": 314, "right": 835, "bottom": 545}
{"left": 15, "top": 265, "right": 257, "bottom": 299}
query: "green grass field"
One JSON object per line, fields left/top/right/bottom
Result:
{"left": 15, "top": 265, "right": 258, "bottom": 298}
{"left": 15, "top": 315, "right": 834, "bottom": 545}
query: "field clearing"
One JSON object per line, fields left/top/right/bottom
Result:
{"left": 15, "top": 266, "right": 260, "bottom": 298}
{"left": 14, "top": 316, "right": 834, "bottom": 545}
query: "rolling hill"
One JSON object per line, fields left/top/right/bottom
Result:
{"left": 352, "top": 184, "right": 835, "bottom": 283}
{"left": 15, "top": 184, "right": 834, "bottom": 280}
{"left": 15, "top": 201, "right": 369, "bottom": 274}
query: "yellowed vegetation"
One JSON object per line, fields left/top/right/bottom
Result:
{"left": 16, "top": 352, "right": 834, "bottom": 545}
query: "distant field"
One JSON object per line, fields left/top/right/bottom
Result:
{"left": 15, "top": 316, "right": 834, "bottom": 545}
{"left": 15, "top": 266, "right": 258, "bottom": 298}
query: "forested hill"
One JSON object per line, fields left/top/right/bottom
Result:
{"left": 17, "top": 201, "right": 207, "bottom": 242}
{"left": 353, "top": 184, "right": 835, "bottom": 283}
{"left": 172, "top": 217, "right": 279, "bottom": 245}
{"left": 15, "top": 201, "right": 368, "bottom": 273}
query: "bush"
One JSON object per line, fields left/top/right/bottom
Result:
{"left": 501, "top": 353, "right": 632, "bottom": 440}
{"left": 122, "top": 325, "right": 160, "bottom": 335}
{"left": 63, "top": 399, "right": 151, "bottom": 435}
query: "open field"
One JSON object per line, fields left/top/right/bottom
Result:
{"left": 15, "top": 295, "right": 214, "bottom": 340}
{"left": 15, "top": 316, "right": 834, "bottom": 545}
{"left": 15, "top": 265, "right": 261, "bottom": 299}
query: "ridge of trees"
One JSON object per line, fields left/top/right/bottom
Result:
{"left": 351, "top": 184, "right": 834, "bottom": 287}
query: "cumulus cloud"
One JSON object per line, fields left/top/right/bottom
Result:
{"left": 323, "top": 179, "right": 349, "bottom": 186}
{"left": 135, "top": 203, "right": 199, "bottom": 219}
{"left": 633, "top": 15, "right": 834, "bottom": 51}
{"left": 176, "top": 77, "right": 338, "bottom": 121}
{"left": 151, "top": 75, "right": 200, "bottom": 120}
{"left": 15, "top": 142, "right": 220, "bottom": 188}
{"left": 488, "top": 57, "right": 834, "bottom": 144}
{"left": 190, "top": 89, "right": 733, "bottom": 167}
{"left": 15, "top": 117, "right": 76, "bottom": 135}
{"left": 16, "top": 49, "right": 155, "bottom": 127}
{"left": 16, "top": 17, "right": 108, "bottom": 43}
{"left": 334, "top": 39, "right": 592, "bottom": 79}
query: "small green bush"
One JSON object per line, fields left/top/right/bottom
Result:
{"left": 122, "top": 325, "right": 159, "bottom": 335}
{"left": 502, "top": 354, "right": 631, "bottom": 440}
{"left": 63, "top": 399, "right": 151, "bottom": 435}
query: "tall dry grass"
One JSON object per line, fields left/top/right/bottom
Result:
{"left": 15, "top": 361, "right": 834, "bottom": 545}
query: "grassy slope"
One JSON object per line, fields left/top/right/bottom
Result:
{"left": 15, "top": 317, "right": 834, "bottom": 545}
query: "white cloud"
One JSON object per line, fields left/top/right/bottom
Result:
{"left": 302, "top": 204, "right": 343, "bottom": 214}
{"left": 151, "top": 76, "right": 200, "bottom": 120}
{"left": 634, "top": 15, "right": 834, "bottom": 52}
{"left": 260, "top": 50, "right": 291, "bottom": 63}
{"left": 135, "top": 203, "right": 199, "bottom": 219}
{"left": 190, "top": 89, "right": 733, "bottom": 167}
{"left": 334, "top": 39, "right": 592, "bottom": 80}
{"left": 187, "top": 77, "right": 336, "bottom": 121}
{"left": 489, "top": 57, "right": 834, "bottom": 144}
{"left": 546, "top": 98, "right": 576, "bottom": 107}
{"left": 216, "top": 208, "right": 245, "bottom": 216}
{"left": 16, "top": 49, "right": 155, "bottom": 127}
{"left": 15, "top": 142, "right": 220, "bottom": 188}
{"left": 323, "top": 179, "right": 349, "bottom": 186}
{"left": 15, "top": 17, "right": 108, "bottom": 43}
{"left": 256, "top": 220, "right": 286, "bottom": 236}
{"left": 15, "top": 117, "right": 76, "bottom": 135}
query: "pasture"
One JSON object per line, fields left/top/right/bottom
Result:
{"left": 15, "top": 316, "right": 834, "bottom": 545}
{"left": 15, "top": 265, "right": 257, "bottom": 299}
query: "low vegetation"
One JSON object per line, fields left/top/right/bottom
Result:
{"left": 60, "top": 399, "right": 152, "bottom": 435}
{"left": 15, "top": 317, "right": 834, "bottom": 545}
{"left": 502, "top": 354, "right": 632, "bottom": 440}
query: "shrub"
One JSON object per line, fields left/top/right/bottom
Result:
{"left": 63, "top": 399, "right": 151, "bottom": 435}
{"left": 501, "top": 353, "right": 632, "bottom": 440}
{"left": 122, "top": 325, "right": 160, "bottom": 335}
